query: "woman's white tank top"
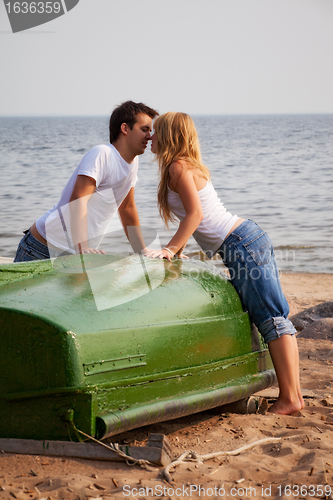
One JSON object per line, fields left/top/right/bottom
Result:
{"left": 167, "top": 181, "right": 239, "bottom": 256}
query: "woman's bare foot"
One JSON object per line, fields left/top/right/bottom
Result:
{"left": 299, "top": 394, "right": 305, "bottom": 410}
{"left": 267, "top": 397, "right": 302, "bottom": 415}
{"left": 267, "top": 335, "right": 303, "bottom": 415}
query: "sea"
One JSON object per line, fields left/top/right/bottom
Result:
{"left": 0, "top": 114, "right": 332, "bottom": 274}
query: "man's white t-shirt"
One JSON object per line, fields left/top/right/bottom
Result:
{"left": 36, "top": 144, "right": 138, "bottom": 255}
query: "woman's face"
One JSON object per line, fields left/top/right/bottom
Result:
{"left": 150, "top": 131, "right": 158, "bottom": 154}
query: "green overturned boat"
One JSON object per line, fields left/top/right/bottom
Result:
{"left": 0, "top": 254, "right": 275, "bottom": 441}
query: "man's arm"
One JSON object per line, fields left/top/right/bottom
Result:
{"left": 118, "top": 187, "right": 146, "bottom": 253}
{"left": 69, "top": 175, "right": 105, "bottom": 254}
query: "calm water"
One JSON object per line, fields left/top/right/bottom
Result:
{"left": 0, "top": 114, "right": 332, "bottom": 273}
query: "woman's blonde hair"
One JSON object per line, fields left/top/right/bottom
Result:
{"left": 154, "top": 112, "right": 210, "bottom": 226}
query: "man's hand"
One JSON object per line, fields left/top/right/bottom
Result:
{"left": 79, "top": 246, "right": 106, "bottom": 255}
{"left": 175, "top": 251, "right": 189, "bottom": 259}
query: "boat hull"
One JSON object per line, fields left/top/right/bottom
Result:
{"left": 0, "top": 254, "right": 275, "bottom": 440}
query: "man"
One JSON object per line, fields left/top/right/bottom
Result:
{"left": 14, "top": 101, "right": 158, "bottom": 261}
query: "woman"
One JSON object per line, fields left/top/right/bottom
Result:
{"left": 146, "top": 112, "right": 303, "bottom": 415}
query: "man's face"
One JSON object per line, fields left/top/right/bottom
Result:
{"left": 126, "top": 113, "right": 153, "bottom": 156}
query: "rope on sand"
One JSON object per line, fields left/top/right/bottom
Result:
{"left": 65, "top": 418, "right": 301, "bottom": 479}
{"left": 162, "top": 435, "right": 302, "bottom": 483}
{"left": 68, "top": 422, "right": 158, "bottom": 472}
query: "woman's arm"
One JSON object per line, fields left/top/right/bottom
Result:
{"left": 147, "top": 163, "right": 204, "bottom": 261}
{"left": 174, "top": 223, "right": 189, "bottom": 259}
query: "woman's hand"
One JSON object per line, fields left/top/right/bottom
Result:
{"left": 144, "top": 247, "right": 174, "bottom": 261}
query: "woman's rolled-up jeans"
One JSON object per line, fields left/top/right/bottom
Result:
{"left": 218, "top": 219, "right": 296, "bottom": 344}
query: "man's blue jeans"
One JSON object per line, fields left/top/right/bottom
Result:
{"left": 14, "top": 229, "right": 50, "bottom": 262}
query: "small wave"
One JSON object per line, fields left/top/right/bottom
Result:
{"left": 0, "top": 232, "right": 19, "bottom": 238}
{"left": 274, "top": 245, "right": 317, "bottom": 250}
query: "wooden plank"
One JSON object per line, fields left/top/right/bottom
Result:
{"left": 0, "top": 435, "right": 173, "bottom": 466}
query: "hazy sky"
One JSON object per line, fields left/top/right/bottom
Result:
{"left": 1, "top": 0, "right": 332, "bottom": 116}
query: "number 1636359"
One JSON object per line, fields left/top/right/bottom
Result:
{"left": 5, "top": 2, "right": 62, "bottom": 14}
{"left": 277, "top": 484, "right": 332, "bottom": 497}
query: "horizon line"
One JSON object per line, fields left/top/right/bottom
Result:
{"left": 1, "top": 112, "right": 332, "bottom": 118}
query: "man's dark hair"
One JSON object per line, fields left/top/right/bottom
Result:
{"left": 109, "top": 101, "right": 159, "bottom": 143}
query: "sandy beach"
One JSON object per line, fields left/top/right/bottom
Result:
{"left": 0, "top": 270, "right": 332, "bottom": 500}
